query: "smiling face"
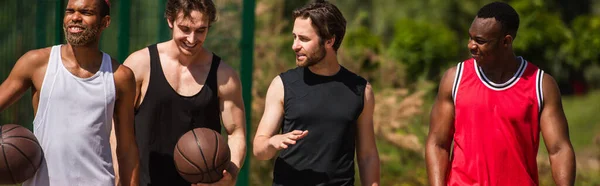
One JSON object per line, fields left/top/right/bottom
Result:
{"left": 292, "top": 17, "right": 327, "bottom": 67}
{"left": 168, "top": 10, "right": 209, "bottom": 56}
{"left": 467, "top": 17, "right": 509, "bottom": 65}
{"left": 63, "top": 0, "right": 108, "bottom": 46}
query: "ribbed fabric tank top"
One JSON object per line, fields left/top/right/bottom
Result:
{"left": 23, "top": 45, "right": 116, "bottom": 186}
{"left": 274, "top": 66, "right": 366, "bottom": 186}
{"left": 134, "top": 44, "right": 222, "bottom": 186}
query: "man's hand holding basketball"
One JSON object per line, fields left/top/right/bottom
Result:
{"left": 191, "top": 170, "right": 234, "bottom": 186}
{"left": 269, "top": 130, "right": 308, "bottom": 150}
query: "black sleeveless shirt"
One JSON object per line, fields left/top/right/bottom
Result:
{"left": 273, "top": 66, "right": 367, "bottom": 186}
{"left": 134, "top": 44, "right": 222, "bottom": 186}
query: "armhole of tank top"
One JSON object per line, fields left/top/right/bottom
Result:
{"left": 209, "top": 54, "right": 222, "bottom": 124}
{"left": 33, "top": 45, "right": 60, "bottom": 126}
{"left": 452, "top": 62, "right": 464, "bottom": 104}
{"left": 135, "top": 45, "right": 158, "bottom": 113}
{"left": 536, "top": 69, "right": 544, "bottom": 114}
{"left": 103, "top": 52, "right": 116, "bottom": 95}
{"left": 209, "top": 53, "right": 221, "bottom": 91}
{"left": 147, "top": 44, "right": 159, "bottom": 85}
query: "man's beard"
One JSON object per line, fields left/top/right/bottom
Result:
{"left": 63, "top": 22, "right": 101, "bottom": 46}
{"left": 297, "top": 44, "right": 326, "bottom": 67}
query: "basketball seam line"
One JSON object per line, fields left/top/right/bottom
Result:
{"left": 176, "top": 144, "right": 204, "bottom": 174}
{"left": 1, "top": 144, "right": 17, "bottom": 184}
{"left": 2, "top": 136, "right": 43, "bottom": 169}
{"left": 3, "top": 136, "right": 41, "bottom": 146}
{"left": 192, "top": 129, "right": 213, "bottom": 182}
{"left": 4, "top": 143, "right": 38, "bottom": 178}
{"left": 211, "top": 131, "right": 221, "bottom": 177}
{"left": 2, "top": 126, "right": 21, "bottom": 136}
{"left": 0, "top": 125, "right": 3, "bottom": 144}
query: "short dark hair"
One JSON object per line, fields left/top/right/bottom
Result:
{"left": 476, "top": 2, "right": 520, "bottom": 39}
{"left": 293, "top": 0, "right": 346, "bottom": 51}
{"left": 97, "top": 0, "right": 110, "bottom": 17}
{"left": 165, "top": 0, "right": 217, "bottom": 25}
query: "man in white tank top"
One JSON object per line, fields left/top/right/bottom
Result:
{"left": 0, "top": 0, "right": 139, "bottom": 185}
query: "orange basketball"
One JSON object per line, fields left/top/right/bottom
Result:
{"left": 0, "top": 124, "right": 43, "bottom": 184}
{"left": 173, "top": 128, "right": 230, "bottom": 183}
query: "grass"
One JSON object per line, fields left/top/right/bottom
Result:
{"left": 561, "top": 91, "right": 600, "bottom": 151}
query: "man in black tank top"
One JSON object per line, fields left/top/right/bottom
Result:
{"left": 253, "top": 1, "right": 380, "bottom": 185}
{"left": 123, "top": 0, "right": 247, "bottom": 185}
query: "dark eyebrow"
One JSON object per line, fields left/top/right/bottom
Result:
{"left": 65, "top": 8, "right": 95, "bottom": 13}
{"left": 294, "top": 34, "right": 308, "bottom": 39}
{"left": 177, "top": 25, "right": 208, "bottom": 29}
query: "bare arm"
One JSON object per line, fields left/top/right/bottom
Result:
{"left": 122, "top": 49, "right": 150, "bottom": 109}
{"left": 253, "top": 76, "right": 308, "bottom": 160}
{"left": 356, "top": 83, "right": 380, "bottom": 186}
{"left": 109, "top": 48, "right": 150, "bottom": 186}
{"left": 0, "top": 49, "right": 47, "bottom": 112}
{"left": 113, "top": 63, "right": 140, "bottom": 186}
{"left": 425, "top": 67, "right": 457, "bottom": 186}
{"left": 217, "top": 63, "right": 247, "bottom": 183}
{"left": 540, "top": 74, "right": 576, "bottom": 186}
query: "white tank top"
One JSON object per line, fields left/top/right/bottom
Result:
{"left": 23, "top": 45, "right": 116, "bottom": 186}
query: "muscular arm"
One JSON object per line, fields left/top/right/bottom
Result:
{"left": 540, "top": 74, "right": 576, "bottom": 186}
{"left": 113, "top": 63, "right": 140, "bottom": 186}
{"left": 425, "top": 67, "right": 457, "bottom": 186}
{"left": 110, "top": 49, "right": 149, "bottom": 185}
{"left": 252, "top": 76, "right": 285, "bottom": 160}
{"left": 217, "top": 63, "right": 247, "bottom": 181}
{"left": 0, "top": 49, "right": 47, "bottom": 112}
{"left": 356, "top": 83, "right": 380, "bottom": 186}
{"left": 122, "top": 49, "right": 150, "bottom": 108}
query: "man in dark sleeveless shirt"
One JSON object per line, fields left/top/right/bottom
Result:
{"left": 253, "top": 1, "right": 380, "bottom": 185}
{"left": 123, "top": 0, "right": 246, "bottom": 185}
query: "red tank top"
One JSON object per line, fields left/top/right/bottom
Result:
{"left": 448, "top": 57, "right": 544, "bottom": 186}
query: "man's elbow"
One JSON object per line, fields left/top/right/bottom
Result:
{"left": 358, "top": 151, "right": 380, "bottom": 167}
{"left": 254, "top": 153, "right": 272, "bottom": 161}
{"left": 252, "top": 145, "right": 272, "bottom": 160}
{"left": 426, "top": 135, "right": 452, "bottom": 151}
{"left": 252, "top": 140, "right": 274, "bottom": 160}
{"left": 547, "top": 142, "right": 575, "bottom": 157}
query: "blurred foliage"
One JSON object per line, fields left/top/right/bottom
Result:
{"left": 1, "top": 0, "right": 600, "bottom": 185}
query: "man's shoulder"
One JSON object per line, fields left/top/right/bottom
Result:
{"left": 124, "top": 47, "right": 151, "bottom": 64}
{"left": 19, "top": 46, "right": 54, "bottom": 66}
{"left": 278, "top": 67, "right": 303, "bottom": 83}
{"left": 123, "top": 46, "right": 152, "bottom": 78}
{"left": 214, "top": 55, "right": 237, "bottom": 76}
{"left": 340, "top": 66, "right": 367, "bottom": 85}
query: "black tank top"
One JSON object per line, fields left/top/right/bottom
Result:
{"left": 273, "top": 66, "right": 367, "bottom": 186}
{"left": 134, "top": 44, "right": 222, "bottom": 186}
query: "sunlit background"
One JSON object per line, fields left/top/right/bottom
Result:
{"left": 1, "top": 0, "right": 599, "bottom": 185}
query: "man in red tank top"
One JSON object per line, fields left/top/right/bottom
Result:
{"left": 426, "top": 2, "right": 576, "bottom": 186}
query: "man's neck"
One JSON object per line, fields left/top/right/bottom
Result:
{"left": 307, "top": 53, "right": 340, "bottom": 76}
{"left": 62, "top": 43, "right": 104, "bottom": 69}
{"left": 166, "top": 40, "right": 210, "bottom": 67}
{"left": 478, "top": 54, "right": 521, "bottom": 83}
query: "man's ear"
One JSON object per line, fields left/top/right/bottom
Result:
{"left": 326, "top": 36, "right": 335, "bottom": 48}
{"left": 102, "top": 15, "right": 111, "bottom": 29}
{"left": 503, "top": 35, "right": 513, "bottom": 47}
{"left": 167, "top": 18, "right": 174, "bottom": 29}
